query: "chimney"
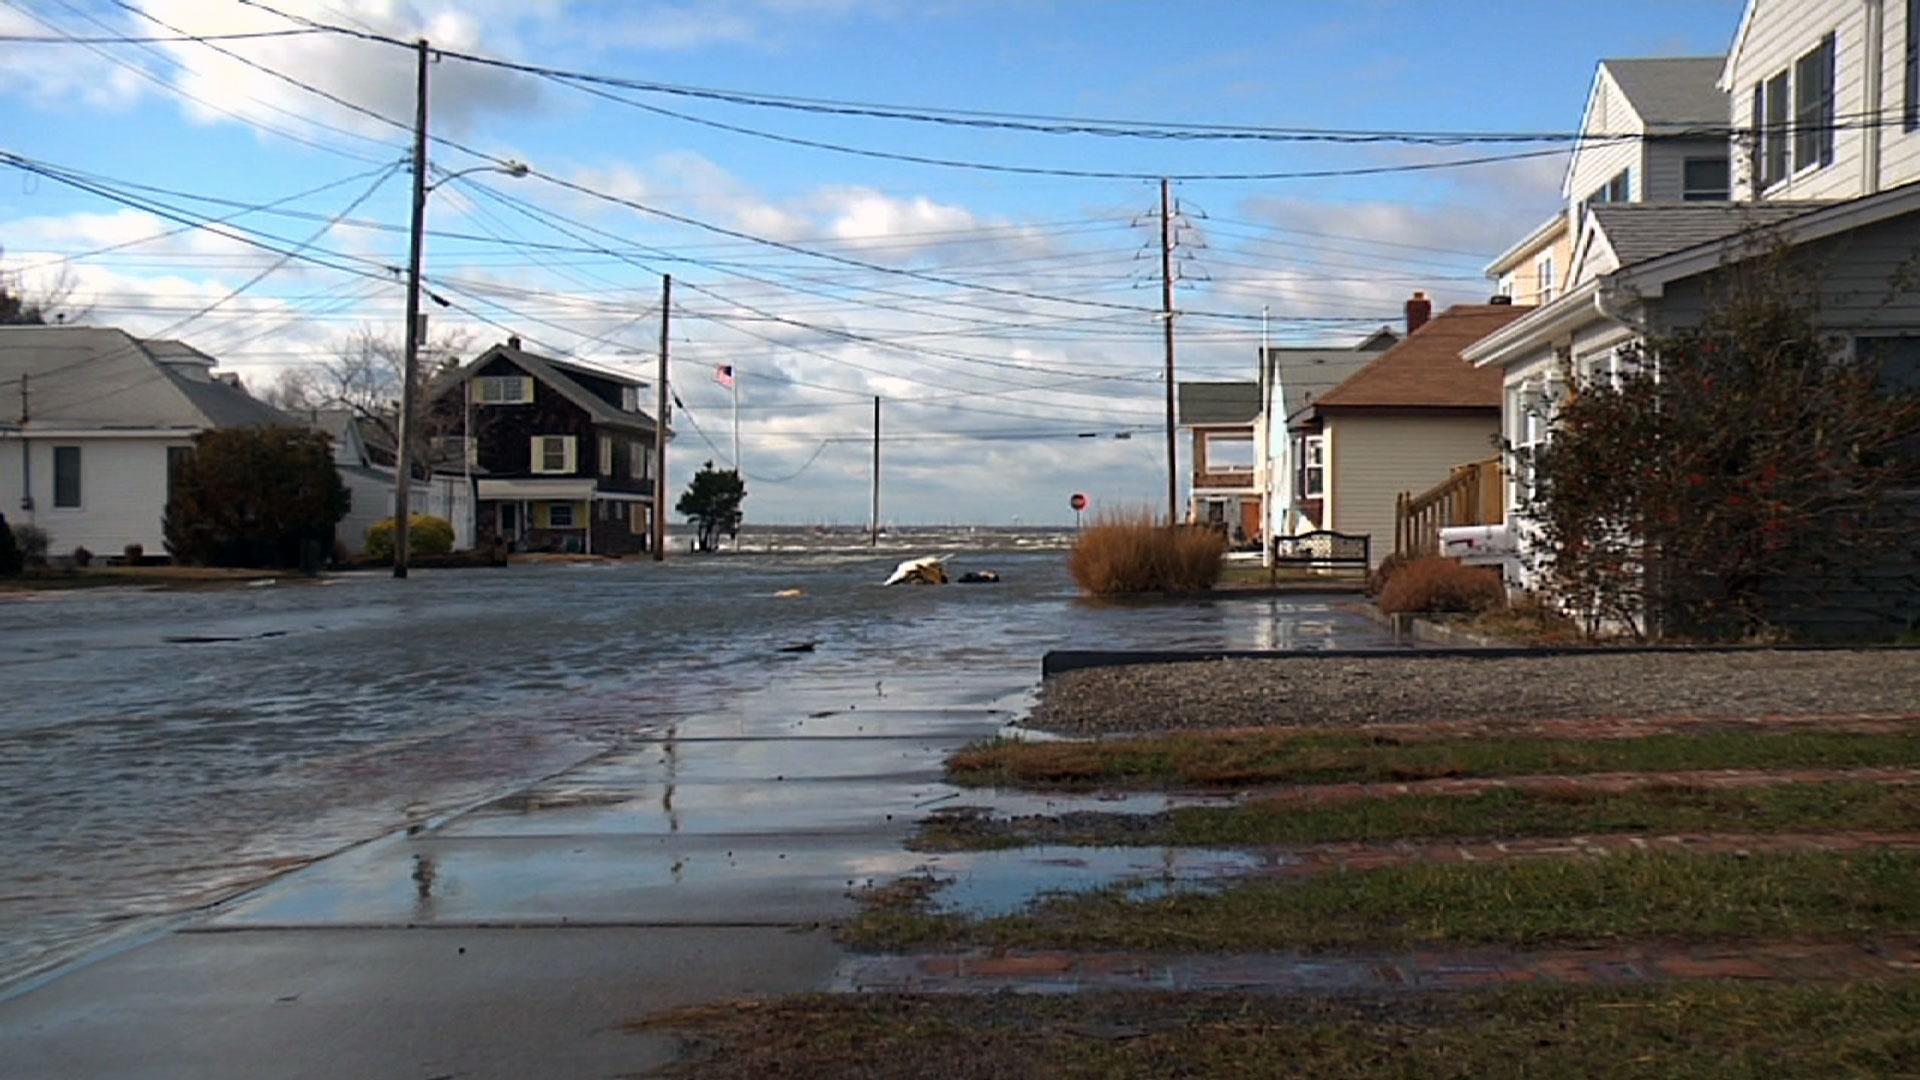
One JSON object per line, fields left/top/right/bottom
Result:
{"left": 1404, "top": 291, "right": 1432, "bottom": 334}
{"left": 506, "top": 335, "right": 522, "bottom": 350}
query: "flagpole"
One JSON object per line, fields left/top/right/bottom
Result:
{"left": 731, "top": 368, "right": 740, "bottom": 476}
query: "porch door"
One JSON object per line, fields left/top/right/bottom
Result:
{"left": 499, "top": 502, "right": 519, "bottom": 540}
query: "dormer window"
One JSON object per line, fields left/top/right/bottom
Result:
{"left": 476, "top": 375, "right": 532, "bottom": 404}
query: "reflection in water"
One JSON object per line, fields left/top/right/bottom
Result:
{"left": 0, "top": 550, "right": 1395, "bottom": 982}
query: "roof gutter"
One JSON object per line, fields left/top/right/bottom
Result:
{"left": 1463, "top": 280, "right": 1602, "bottom": 369}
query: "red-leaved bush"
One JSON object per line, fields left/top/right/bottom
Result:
{"left": 1376, "top": 556, "right": 1504, "bottom": 615}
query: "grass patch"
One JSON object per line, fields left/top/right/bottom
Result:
{"left": 640, "top": 981, "right": 1920, "bottom": 1079}
{"left": 948, "top": 729, "right": 1920, "bottom": 790}
{"left": 841, "top": 849, "right": 1920, "bottom": 953}
{"left": 916, "top": 781, "right": 1920, "bottom": 851}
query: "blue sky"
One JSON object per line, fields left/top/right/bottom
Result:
{"left": 1, "top": 1, "right": 1743, "bottom": 523}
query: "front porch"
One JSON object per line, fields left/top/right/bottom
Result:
{"left": 475, "top": 478, "right": 656, "bottom": 556}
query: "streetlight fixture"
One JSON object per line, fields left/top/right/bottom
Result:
{"left": 390, "top": 146, "right": 528, "bottom": 580}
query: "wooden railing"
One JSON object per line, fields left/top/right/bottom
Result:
{"left": 1394, "top": 456, "right": 1503, "bottom": 558}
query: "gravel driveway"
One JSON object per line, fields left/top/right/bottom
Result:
{"left": 1027, "top": 650, "right": 1920, "bottom": 735}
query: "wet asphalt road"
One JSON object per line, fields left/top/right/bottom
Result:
{"left": 0, "top": 551, "right": 1393, "bottom": 1076}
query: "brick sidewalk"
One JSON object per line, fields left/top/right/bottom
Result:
{"left": 1237, "top": 829, "right": 1920, "bottom": 876}
{"left": 837, "top": 937, "right": 1920, "bottom": 995}
{"left": 1244, "top": 711, "right": 1920, "bottom": 741}
{"left": 1238, "top": 764, "right": 1920, "bottom": 807}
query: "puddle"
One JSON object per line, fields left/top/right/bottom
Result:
{"left": 906, "top": 845, "right": 1273, "bottom": 917}
{"left": 937, "top": 789, "right": 1233, "bottom": 818}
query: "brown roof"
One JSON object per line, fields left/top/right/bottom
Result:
{"left": 1312, "top": 304, "right": 1534, "bottom": 410}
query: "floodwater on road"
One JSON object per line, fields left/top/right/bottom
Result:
{"left": 0, "top": 548, "right": 1395, "bottom": 985}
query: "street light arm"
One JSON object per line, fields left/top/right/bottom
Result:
{"left": 423, "top": 161, "right": 529, "bottom": 192}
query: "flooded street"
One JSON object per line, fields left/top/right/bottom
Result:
{"left": 0, "top": 547, "right": 1394, "bottom": 987}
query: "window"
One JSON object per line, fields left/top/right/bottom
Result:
{"left": 621, "top": 385, "right": 641, "bottom": 411}
{"left": 546, "top": 501, "right": 576, "bottom": 528}
{"left": 1793, "top": 34, "right": 1837, "bottom": 171}
{"left": 531, "top": 435, "right": 575, "bottom": 474}
{"left": 1203, "top": 434, "right": 1255, "bottom": 473}
{"left": 1907, "top": 0, "right": 1919, "bottom": 131}
{"left": 629, "top": 439, "right": 649, "bottom": 480}
{"left": 598, "top": 435, "right": 613, "bottom": 475}
{"left": 1535, "top": 253, "right": 1556, "bottom": 303}
{"left": 1605, "top": 168, "right": 1630, "bottom": 202}
{"left": 475, "top": 375, "right": 532, "bottom": 404}
{"left": 1857, "top": 335, "right": 1920, "bottom": 466}
{"left": 1509, "top": 379, "right": 1557, "bottom": 508}
{"left": 1299, "top": 435, "right": 1325, "bottom": 499}
{"left": 1763, "top": 70, "right": 1791, "bottom": 185}
{"left": 1682, "top": 157, "right": 1731, "bottom": 201}
{"left": 52, "top": 446, "right": 81, "bottom": 508}
{"left": 166, "top": 445, "right": 191, "bottom": 506}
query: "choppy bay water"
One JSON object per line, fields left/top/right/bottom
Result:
{"left": 0, "top": 536, "right": 1392, "bottom": 985}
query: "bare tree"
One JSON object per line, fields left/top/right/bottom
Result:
{"left": 271, "top": 326, "right": 476, "bottom": 479}
{"left": 1, "top": 253, "right": 90, "bottom": 326}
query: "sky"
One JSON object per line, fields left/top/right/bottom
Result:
{"left": 0, "top": 0, "right": 1744, "bottom": 524}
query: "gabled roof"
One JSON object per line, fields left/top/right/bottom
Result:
{"left": 0, "top": 326, "right": 288, "bottom": 430}
{"left": 1718, "top": 0, "right": 1760, "bottom": 89}
{"left": 1602, "top": 57, "right": 1728, "bottom": 130}
{"left": 1485, "top": 212, "right": 1569, "bottom": 278}
{"left": 1588, "top": 201, "right": 1829, "bottom": 267}
{"left": 445, "top": 341, "right": 660, "bottom": 436}
{"left": 1265, "top": 327, "right": 1399, "bottom": 418}
{"left": 1313, "top": 304, "right": 1534, "bottom": 411}
{"left": 1177, "top": 382, "right": 1260, "bottom": 427}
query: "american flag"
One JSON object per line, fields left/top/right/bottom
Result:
{"left": 713, "top": 364, "right": 735, "bottom": 388}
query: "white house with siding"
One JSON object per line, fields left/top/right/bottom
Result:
{"left": 1722, "top": 0, "right": 1920, "bottom": 201}
{"left": 0, "top": 326, "right": 290, "bottom": 558}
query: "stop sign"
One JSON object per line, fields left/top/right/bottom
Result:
{"left": 1069, "top": 492, "right": 1088, "bottom": 512}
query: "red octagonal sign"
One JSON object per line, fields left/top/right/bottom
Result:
{"left": 1069, "top": 492, "right": 1089, "bottom": 512}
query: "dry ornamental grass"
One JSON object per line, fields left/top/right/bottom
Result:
{"left": 1067, "top": 510, "right": 1225, "bottom": 595}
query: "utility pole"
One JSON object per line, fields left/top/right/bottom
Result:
{"left": 869, "top": 396, "right": 880, "bottom": 547}
{"left": 1159, "top": 177, "right": 1179, "bottom": 527}
{"left": 17, "top": 373, "right": 30, "bottom": 514}
{"left": 391, "top": 38, "right": 430, "bottom": 579}
{"left": 653, "top": 274, "right": 670, "bottom": 561}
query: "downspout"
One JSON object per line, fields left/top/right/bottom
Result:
{"left": 16, "top": 372, "right": 31, "bottom": 520}
{"left": 1863, "top": 0, "right": 1886, "bottom": 195}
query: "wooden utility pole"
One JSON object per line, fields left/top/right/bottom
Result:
{"left": 653, "top": 274, "right": 670, "bottom": 561}
{"left": 1159, "top": 177, "right": 1179, "bottom": 527}
{"left": 869, "top": 396, "right": 880, "bottom": 547}
{"left": 391, "top": 38, "right": 431, "bottom": 578}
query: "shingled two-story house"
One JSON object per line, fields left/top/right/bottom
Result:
{"left": 431, "top": 337, "right": 665, "bottom": 555}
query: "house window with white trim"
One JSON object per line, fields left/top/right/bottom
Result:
{"left": 1510, "top": 382, "right": 1553, "bottom": 509}
{"left": 1299, "top": 435, "right": 1325, "bottom": 499}
{"left": 476, "top": 375, "right": 532, "bottom": 404}
{"left": 546, "top": 502, "right": 577, "bottom": 528}
{"left": 599, "top": 435, "right": 613, "bottom": 475}
{"left": 1760, "top": 70, "right": 1790, "bottom": 187}
{"left": 629, "top": 439, "right": 649, "bottom": 480}
{"left": 1793, "top": 33, "right": 1837, "bottom": 172}
{"left": 531, "top": 435, "right": 575, "bottom": 474}
{"left": 53, "top": 446, "right": 81, "bottom": 508}
{"left": 1535, "top": 253, "right": 1556, "bottom": 303}
{"left": 1907, "top": 0, "right": 1919, "bottom": 131}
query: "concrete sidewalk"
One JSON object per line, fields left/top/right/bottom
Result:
{"left": 0, "top": 673, "right": 1019, "bottom": 1080}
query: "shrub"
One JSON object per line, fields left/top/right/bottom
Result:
{"left": 71, "top": 545, "right": 92, "bottom": 568}
{"left": 163, "top": 427, "right": 348, "bottom": 568}
{"left": 12, "top": 522, "right": 49, "bottom": 566}
{"left": 123, "top": 543, "right": 144, "bottom": 565}
{"left": 1367, "top": 551, "right": 1412, "bottom": 597}
{"left": 0, "top": 514, "right": 19, "bottom": 577}
{"left": 364, "top": 514, "right": 455, "bottom": 561}
{"left": 1068, "top": 510, "right": 1226, "bottom": 595}
{"left": 1376, "top": 556, "right": 1504, "bottom": 615}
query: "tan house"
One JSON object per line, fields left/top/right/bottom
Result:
{"left": 1302, "top": 302, "right": 1534, "bottom": 566}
